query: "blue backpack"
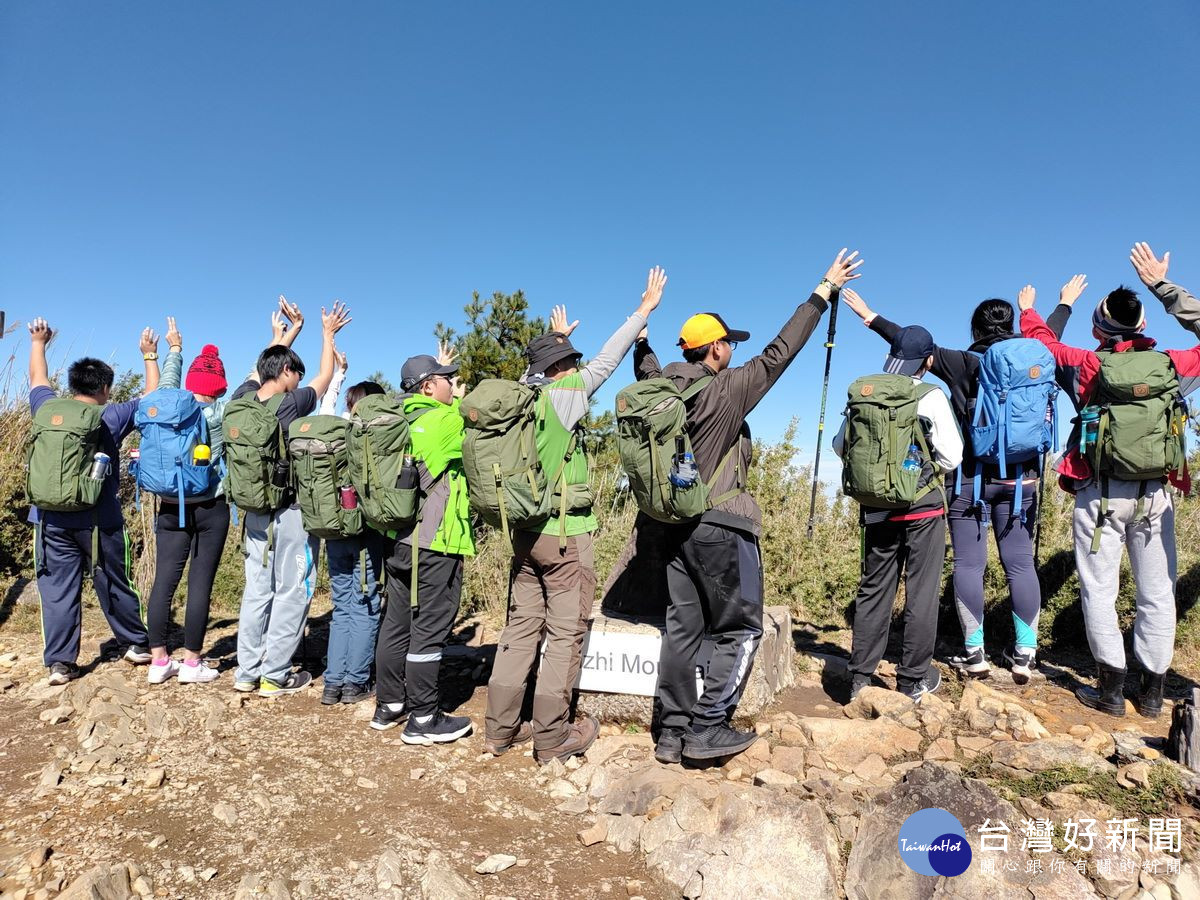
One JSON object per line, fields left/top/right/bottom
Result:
{"left": 132, "top": 388, "right": 219, "bottom": 525}
{"left": 964, "top": 338, "right": 1058, "bottom": 520}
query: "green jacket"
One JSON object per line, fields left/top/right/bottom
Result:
{"left": 534, "top": 372, "right": 597, "bottom": 537}
{"left": 401, "top": 394, "right": 475, "bottom": 557}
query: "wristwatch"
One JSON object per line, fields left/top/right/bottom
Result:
{"left": 143, "top": 352, "right": 159, "bottom": 361}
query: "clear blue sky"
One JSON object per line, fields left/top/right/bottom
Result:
{"left": 4, "top": 1, "right": 1199, "bottom": 471}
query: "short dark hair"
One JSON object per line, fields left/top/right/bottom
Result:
{"left": 345, "top": 380, "right": 385, "bottom": 412}
{"left": 970, "top": 299, "right": 1015, "bottom": 342}
{"left": 682, "top": 343, "right": 712, "bottom": 364}
{"left": 1106, "top": 286, "right": 1142, "bottom": 327}
{"left": 256, "top": 345, "right": 305, "bottom": 383}
{"left": 67, "top": 357, "right": 115, "bottom": 399}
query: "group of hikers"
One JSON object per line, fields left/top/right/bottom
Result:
{"left": 22, "top": 241, "right": 1199, "bottom": 768}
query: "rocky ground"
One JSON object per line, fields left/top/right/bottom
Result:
{"left": 1, "top": 609, "right": 1200, "bottom": 899}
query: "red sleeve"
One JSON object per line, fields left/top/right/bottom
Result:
{"left": 1020, "top": 308, "right": 1098, "bottom": 406}
{"left": 1166, "top": 345, "right": 1200, "bottom": 397}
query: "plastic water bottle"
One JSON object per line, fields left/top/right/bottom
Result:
{"left": 1079, "top": 407, "right": 1100, "bottom": 454}
{"left": 396, "top": 454, "right": 419, "bottom": 491}
{"left": 669, "top": 437, "right": 699, "bottom": 488}
{"left": 903, "top": 444, "right": 922, "bottom": 472}
{"left": 192, "top": 444, "right": 211, "bottom": 467}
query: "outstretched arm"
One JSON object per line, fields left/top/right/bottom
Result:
{"left": 272, "top": 296, "right": 305, "bottom": 348}
{"left": 28, "top": 318, "right": 53, "bottom": 390}
{"left": 320, "top": 349, "right": 348, "bottom": 414}
{"left": 722, "top": 249, "right": 863, "bottom": 420}
{"left": 1132, "top": 242, "right": 1200, "bottom": 338}
{"left": 577, "top": 266, "right": 667, "bottom": 397}
{"left": 161, "top": 316, "right": 184, "bottom": 389}
{"left": 140, "top": 327, "right": 160, "bottom": 394}
{"left": 1018, "top": 284, "right": 1097, "bottom": 405}
{"left": 308, "top": 301, "right": 352, "bottom": 398}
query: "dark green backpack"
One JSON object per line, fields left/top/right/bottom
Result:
{"left": 1089, "top": 349, "right": 1186, "bottom": 481}
{"left": 27, "top": 397, "right": 105, "bottom": 511}
{"left": 222, "top": 393, "right": 287, "bottom": 514}
{"left": 460, "top": 380, "right": 565, "bottom": 536}
{"left": 345, "top": 394, "right": 421, "bottom": 533}
{"left": 841, "top": 374, "right": 939, "bottom": 509}
{"left": 288, "top": 415, "right": 362, "bottom": 540}
{"left": 614, "top": 376, "right": 740, "bottom": 524}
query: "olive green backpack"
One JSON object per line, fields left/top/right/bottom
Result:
{"left": 222, "top": 393, "right": 287, "bottom": 515}
{"left": 288, "top": 415, "right": 362, "bottom": 540}
{"left": 26, "top": 397, "right": 105, "bottom": 512}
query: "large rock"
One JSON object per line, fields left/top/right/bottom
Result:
{"left": 420, "top": 850, "right": 479, "bottom": 899}
{"left": 959, "top": 680, "right": 1050, "bottom": 742}
{"left": 845, "top": 762, "right": 1098, "bottom": 900}
{"left": 577, "top": 606, "right": 795, "bottom": 726}
{"left": 58, "top": 864, "right": 132, "bottom": 900}
{"left": 597, "top": 765, "right": 686, "bottom": 816}
{"left": 800, "top": 716, "right": 922, "bottom": 767}
{"left": 989, "top": 738, "right": 1114, "bottom": 776}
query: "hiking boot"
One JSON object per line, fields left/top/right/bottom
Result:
{"left": 258, "top": 671, "right": 313, "bottom": 697}
{"left": 682, "top": 723, "right": 759, "bottom": 761}
{"left": 147, "top": 658, "right": 179, "bottom": 685}
{"left": 484, "top": 722, "right": 533, "bottom": 756}
{"left": 321, "top": 682, "right": 342, "bottom": 705}
{"left": 177, "top": 660, "right": 219, "bottom": 684}
{"left": 949, "top": 647, "right": 991, "bottom": 679}
{"left": 848, "top": 674, "right": 872, "bottom": 701}
{"left": 1075, "top": 664, "right": 1126, "bottom": 717}
{"left": 1136, "top": 670, "right": 1166, "bottom": 719}
{"left": 124, "top": 645, "right": 153, "bottom": 665}
{"left": 233, "top": 679, "right": 258, "bottom": 693}
{"left": 340, "top": 682, "right": 374, "bottom": 704}
{"left": 370, "top": 702, "right": 407, "bottom": 731}
{"left": 899, "top": 668, "right": 942, "bottom": 704}
{"left": 535, "top": 716, "right": 600, "bottom": 765}
{"left": 654, "top": 727, "right": 685, "bottom": 764}
{"left": 401, "top": 711, "right": 474, "bottom": 745}
{"left": 47, "top": 662, "right": 80, "bottom": 686}
{"left": 1004, "top": 646, "right": 1037, "bottom": 686}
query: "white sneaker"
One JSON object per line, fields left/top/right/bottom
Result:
{"left": 147, "top": 658, "right": 179, "bottom": 684}
{"left": 178, "top": 661, "right": 220, "bottom": 684}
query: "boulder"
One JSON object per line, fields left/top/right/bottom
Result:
{"left": 597, "top": 766, "right": 686, "bottom": 816}
{"left": 420, "top": 850, "right": 479, "bottom": 899}
{"left": 989, "top": 738, "right": 1114, "bottom": 776}
{"left": 58, "top": 864, "right": 132, "bottom": 900}
{"left": 800, "top": 716, "right": 921, "bottom": 767}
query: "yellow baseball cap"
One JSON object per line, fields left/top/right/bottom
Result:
{"left": 677, "top": 313, "right": 751, "bottom": 350}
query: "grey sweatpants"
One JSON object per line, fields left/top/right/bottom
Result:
{"left": 1073, "top": 479, "right": 1177, "bottom": 675}
{"left": 236, "top": 506, "right": 319, "bottom": 686}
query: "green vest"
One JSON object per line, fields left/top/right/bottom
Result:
{"left": 534, "top": 373, "right": 596, "bottom": 537}
{"left": 403, "top": 395, "right": 476, "bottom": 556}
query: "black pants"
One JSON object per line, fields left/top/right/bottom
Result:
{"left": 656, "top": 521, "right": 764, "bottom": 732}
{"left": 849, "top": 513, "right": 946, "bottom": 684}
{"left": 35, "top": 522, "right": 149, "bottom": 667}
{"left": 146, "top": 497, "right": 231, "bottom": 652}
{"left": 375, "top": 542, "right": 463, "bottom": 717}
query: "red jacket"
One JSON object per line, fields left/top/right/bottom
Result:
{"left": 1020, "top": 308, "right": 1200, "bottom": 488}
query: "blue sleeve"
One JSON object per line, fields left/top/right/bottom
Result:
{"left": 103, "top": 399, "right": 139, "bottom": 442}
{"left": 161, "top": 349, "right": 184, "bottom": 389}
{"left": 29, "top": 385, "right": 55, "bottom": 414}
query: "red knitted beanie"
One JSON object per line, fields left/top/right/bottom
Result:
{"left": 186, "top": 344, "right": 227, "bottom": 397}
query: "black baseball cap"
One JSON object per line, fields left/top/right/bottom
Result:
{"left": 883, "top": 326, "right": 935, "bottom": 377}
{"left": 525, "top": 332, "right": 583, "bottom": 374}
{"left": 400, "top": 354, "right": 459, "bottom": 392}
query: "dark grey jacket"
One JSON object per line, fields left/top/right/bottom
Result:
{"left": 634, "top": 293, "right": 830, "bottom": 536}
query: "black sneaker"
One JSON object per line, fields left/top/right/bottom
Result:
{"left": 848, "top": 674, "right": 872, "bottom": 701}
{"left": 655, "top": 728, "right": 684, "bottom": 764}
{"left": 47, "top": 662, "right": 80, "bottom": 686}
{"left": 321, "top": 682, "right": 342, "bottom": 705}
{"left": 1003, "top": 647, "right": 1037, "bottom": 686}
{"left": 401, "top": 711, "right": 473, "bottom": 745}
{"left": 340, "top": 682, "right": 375, "bottom": 704}
{"left": 370, "top": 702, "right": 407, "bottom": 731}
{"left": 899, "top": 668, "right": 942, "bottom": 703}
{"left": 949, "top": 647, "right": 991, "bottom": 679}
{"left": 123, "top": 645, "right": 153, "bottom": 665}
{"left": 681, "top": 723, "right": 759, "bottom": 761}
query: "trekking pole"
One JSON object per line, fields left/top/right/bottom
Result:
{"left": 806, "top": 291, "right": 840, "bottom": 539}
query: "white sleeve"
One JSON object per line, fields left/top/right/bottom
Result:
{"left": 832, "top": 418, "right": 847, "bottom": 458}
{"left": 320, "top": 367, "right": 347, "bottom": 416}
{"left": 919, "top": 387, "right": 963, "bottom": 472}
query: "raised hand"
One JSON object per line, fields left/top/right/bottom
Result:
{"left": 166, "top": 316, "right": 182, "bottom": 351}
{"left": 139, "top": 327, "right": 160, "bottom": 354}
{"left": 279, "top": 294, "right": 304, "bottom": 329}
{"left": 1017, "top": 285, "right": 1036, "bottom": 311}
{"left": 1059, "top": 274, "right": 1088, "bottom": 307}
{"left": 322, "top": 300, "right": 352, "bottom": 335}
{"left": 1130, "top": 242, "right": 1170, "bottom": 288}
{"left": 840, "top": 288, "right": 874, "bottom": 321}
{"left": 335, "top": 349, "right": 348, "bottom": 372}
{"left": 28, "top": 317, "right": 54, "bottom": 345}
{"left": 550, "top": 304, "right": 580, "bottom": 337}
{"left": 824, "top": 249, "right": 864, "bottom": 288}
{"left": 639, "top": 266, "right": 668, "bottom": 314}
{"left": 437, "top": 339, "right": 459, "bottom": 366}
{"left": 271, "top": 309, "right": 287, "bottom": 344}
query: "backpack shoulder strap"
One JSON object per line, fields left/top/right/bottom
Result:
{"left": 680, "top": 375, "right": 713, "bottom": 404}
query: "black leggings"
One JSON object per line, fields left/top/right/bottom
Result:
{"left": 146, "top": 497, "right": 231, "bottom": 652}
